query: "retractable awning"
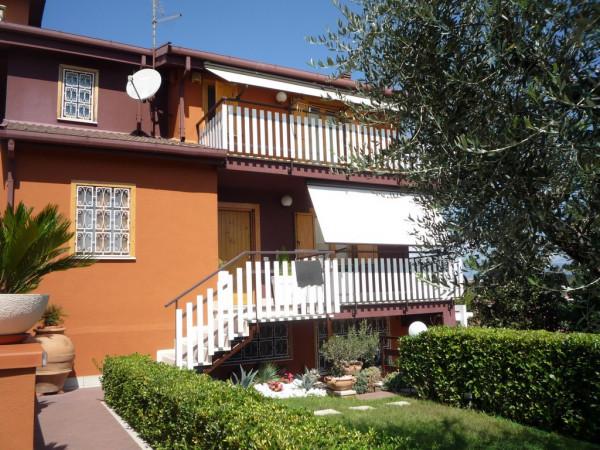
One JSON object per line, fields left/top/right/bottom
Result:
{"left": 205, "top": 63, "right": 373, "bottom": 107}
{"left": 307, "top": 184, "right": 427, "bottom": 246}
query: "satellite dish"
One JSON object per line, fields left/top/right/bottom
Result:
{"left": 126, "top": 68, "right": 162, "bottom": 101}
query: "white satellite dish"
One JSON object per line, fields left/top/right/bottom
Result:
{"left": 126, "top": 68, "right": 162, "bottom": 101}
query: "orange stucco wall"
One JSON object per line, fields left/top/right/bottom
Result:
{"left": 13, "top": 144, "right": 219, "bottom": 376}
{"left": 0, "top": 343, "right": 43, "bottom": 450}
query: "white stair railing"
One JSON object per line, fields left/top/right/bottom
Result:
{"left": 171, "top": 256, "right": 463, "bottom": 368}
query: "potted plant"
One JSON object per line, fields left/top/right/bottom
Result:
{"left": 0, "top": 203, "right": 93, "bottom": 343}
{"left": 28, "top": 304, "right": 75, "bottom": 394}
{"left": 321, "top": 321, "right": 380, "bottom": 390}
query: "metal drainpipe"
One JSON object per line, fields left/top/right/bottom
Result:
{"left": 5, "top": 139, "right": 15, "bottom": 207}
{"left": 178, "top": 56, "right": 191, "bottom": 142}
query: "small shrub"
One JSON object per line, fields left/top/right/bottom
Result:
{"left": 102, "top": 354, "right": 403, "bottom": 449}
{"left": 382, "top": 371, "right": 407, "bottom": 393}
{"left": 231, "top": 365, "right": 257, "bottom": 388}
{"left": 355, "top": 367, "right": 382, "bottom": 394}
{"left": 397, "top": 326, "right": 600, "bottom": 442}
{"left": 321, "top": 321, "right": 380, "bottom": 375}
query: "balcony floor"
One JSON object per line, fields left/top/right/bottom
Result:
{"left": 35, "top": 387, "right": 145, "bottom": 450}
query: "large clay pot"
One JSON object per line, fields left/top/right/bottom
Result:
{"left": 0, "top": 294, "right": 49, "bottom": 338}
{"left": 325, "top": 375, "right": 356, "bottom": 391}
{"left": 342, "top": 361, "right": 363, "bottom": 376}
{"left": 28, "top": 326, "right": 75, "bottom": 394}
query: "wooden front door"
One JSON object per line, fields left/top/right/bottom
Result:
{"left": 218, "top": 203, "right": 260, "bottom": 268}
{"left": 295, "top": 212, "right": 315, "bottom": 249}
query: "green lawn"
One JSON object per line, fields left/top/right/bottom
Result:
{"left": 281, "top": 395, "right": 598, "bottom": 450}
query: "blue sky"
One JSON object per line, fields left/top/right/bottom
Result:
{"left": 43, "top": 0, "right": 343, "bottom": 73}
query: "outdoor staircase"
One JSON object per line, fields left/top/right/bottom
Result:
{"left": 157, "top": 254, "right": 463, "bottom": 370}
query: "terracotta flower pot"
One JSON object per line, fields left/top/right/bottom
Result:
{"left": 0, "top": 294, "right": 49, "bottom": 338}
{"left": 325, "top": 375, "right": 356, "bottom": 391}
{"left": 27, "top": 326, "right": 75, "bottom": 394}
{"left": 342, "top": 361, "right": 363, "bottom": 376}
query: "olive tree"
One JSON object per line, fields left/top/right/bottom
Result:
{"left": 314, "top": 0, "right": 600, "bottom": 330}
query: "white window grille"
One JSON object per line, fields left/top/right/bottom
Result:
{"left": 75, "top": 184, "right": 132, "bottom": 257}
{"left": 60, "top": 67, "right": 96, "bottom": 122}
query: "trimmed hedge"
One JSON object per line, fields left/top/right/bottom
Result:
{"left": 101, "top": 354, "right": 405, "bottom": 449}
{"left": 397, "top": 327, "right": 600, "bottom": 441}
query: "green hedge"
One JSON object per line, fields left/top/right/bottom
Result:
{"left": 397, "top": 327, "right": 600, "bottom": 441}
{"left": 101, "top": 354, "right": 404, "bottom": 449}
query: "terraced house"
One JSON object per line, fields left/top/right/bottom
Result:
{"left": 0, "top": 0, "right": 467, "bottom": 385}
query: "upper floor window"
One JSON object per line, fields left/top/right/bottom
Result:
{"left": 72, "top": 182, "right": 136, "bottom": 258}
{"left": 58, "top": 65, "right": 99, "bottom": 123}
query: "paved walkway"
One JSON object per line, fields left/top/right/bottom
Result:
{"left": 35, "top": 388, "right": 142, "bottom": 450}
{"left": 355, "top": 390, "right": 398, "bottom": 400}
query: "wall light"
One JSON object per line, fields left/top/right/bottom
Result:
{"left": 281, "top": 195, "right": 293, "bottom": 207}
{"left": 275, "top": 91, "right": 288, "bottom": 103}
{"left": 408, "top": 321, "right": 428, "bottom": 336}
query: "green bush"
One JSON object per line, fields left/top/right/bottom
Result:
{"left": 397, "top": 327, "right": 600, "bottom": 441}
{"left": 382, "top": 371, "right": 407, "bottom": 393}
{"left": 102, "top": 354, "right": 404, "bottom": 449}
{"left": 355, "top": 367, "right": 382, "bottom": 394}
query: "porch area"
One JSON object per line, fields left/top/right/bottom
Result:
{"left": 156, "top": 171, "right": 464, "bottom": 370}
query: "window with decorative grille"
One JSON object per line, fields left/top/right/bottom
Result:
{"left": 74, "top": 184, "right": 134, "bottom": 257}
{"left": 226, "top": 322, "right": 290, "bottom": 364}
{"left": 59, "top": 66, "right": 98, "bottom": 122}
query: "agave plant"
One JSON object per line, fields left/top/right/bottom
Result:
{"left": 297, "top": 367, "right": 320, "bottom": 391}
{"left": 0, "top": 203, "right": 94, "bottom": 293}
{"left": 231, "top": 365, "right": 257, "bottom": 388}
{"left": 255, "top": 363, "right": 280, "bottom": 384}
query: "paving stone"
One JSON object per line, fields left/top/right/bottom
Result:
{"left": 348, "top": 405, "right": 375, "bottom": 411}
{"left": 314, "top": 408, "right": 342, "bottom": 416}
{"left": 387, "top": 401, "right": 411, "bottom": 406}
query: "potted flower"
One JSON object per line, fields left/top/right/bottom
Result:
{"left": 0, "top": 203, "right": 93, "bottom": 343}
{"left": 28, "top": 304, "right": 75, "bottom": 394}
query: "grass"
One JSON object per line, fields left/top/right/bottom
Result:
{"left": 281, "top": 394, "right": 599, "bottom": 450}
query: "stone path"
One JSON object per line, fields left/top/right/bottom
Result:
{"left": 355, "top": 390, "right": 398, "bottom": 400}
{"left": 314, "top": 408, "right": 342, "bottom": 416}
{"left": 387, "top": 400, "right": 411, "bottom": 406}
{"left": 35, "top": 387, "right": 143, "bottom": 450}
{"left": 348, "top": 405, "right": 375, "bottom": 411}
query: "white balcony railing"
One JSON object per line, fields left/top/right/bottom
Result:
{"left": 198, "top": 100, "right": 398, "bottom": 168}
{"left": 170, "top": 256, "right": 463, "bottom": 368}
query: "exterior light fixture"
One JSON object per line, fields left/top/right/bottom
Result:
{"left": 408, "top": 321, "right": 428, "bottom": 336}
{"left": 275, "top": 91, "right": 288, "bottom": 103}
{"left": 0, "top": 5, "right": 6, "bottom": 22}
{"left": 280, "top": 195, "right": 293, "bottom": 207}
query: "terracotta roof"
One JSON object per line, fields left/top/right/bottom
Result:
{"left": 0, "top": 120, "right": 226, "bottom": 160}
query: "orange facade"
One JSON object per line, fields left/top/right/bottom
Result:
{"left": 8, "top": 144, "right": 219, "bottom": 375}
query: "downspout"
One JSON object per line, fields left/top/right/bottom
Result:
{"left": 5, "top": 138, "right": 15, "bottom": 207}
{"left": 178, "top": 56, "right": 191, "bottom": 142}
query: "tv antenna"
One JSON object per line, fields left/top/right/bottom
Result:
{"left": 152, "top": 0, "right": 182, "bottom": 68}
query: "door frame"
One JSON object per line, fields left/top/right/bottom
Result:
{"left": 218, "top": 202, "right": 262, "bottom": 256}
